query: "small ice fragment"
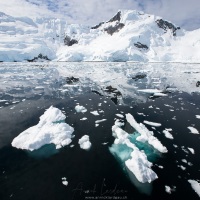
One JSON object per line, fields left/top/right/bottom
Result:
{"left": 165, "top": 185, "right": 176, "bottom": 194}
{"left": 80, "top": 117, "right": 87, "bottom": 121}
{"left": 149, "top": 106, "right": 153, "bottom": 108}
{"left": 153, "top": 93, "right": 167, "bottom": 97}
{"left": 137, "top": 112, "right": 146, "bottom": 116}
{"left": 35, "top": 86, "right": 44, "bottom": 89}
{"left": 143, "top": 120, "right": 161, "bottom": 127}
{"left": 114, "top": 119, "right": 124, "bottom": 127}
{"left": 115, "top": 114, "right": 124, "bottom": 118}
{"left": 62, "top": 177, "right": 68, "bottom": 186}
{"left": 75, "top": 105, "right": 87, "bottom": 113}
{"left": 181, "top": 159, "right": 187, "bottom": 163}
{"left": 163, "top": 129, "right": 174, "bottom": 139}
{"left": 188, "top": 147, "right": 195, "bottom": 154}
{"left": 102, "top": 142, "right": 108, "bottom": 145}
{"left": 165, "top": 186, "right": 172, "bottom": 194}
{"left": 179, "top": 165, "right": 186, "bottom": 170}
{"left": 78, "top": 135, "right": 91, "bottom": 150}
{"left": 0, "top": 100, "right": 7, "bottom": 102}
{"left": 138, "top": 89, "right": 163, "bottom": 94}
{"left": 187, "top": 127, "right": 199, "bottom": 134}
{"left": 90, "top": 111, "right": 99, "bottom": 116}
{"left": 95, "top": 119, "right": 107, "bottom": 124}
{"left": 188, "top": 180, "right": 200, "bottom": 197}
{"left": 95, "top": 124, "right": 99, "bottom": 127}
{"left": 196, "top": 115, "right": 200, "bottom": 119}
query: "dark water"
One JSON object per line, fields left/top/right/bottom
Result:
{"left": 0, "top": 64, "right": 200, "bottom": 200}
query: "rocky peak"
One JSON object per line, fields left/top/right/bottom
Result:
{"left": 156, "top": 19, "right": 180, "bottom": 36}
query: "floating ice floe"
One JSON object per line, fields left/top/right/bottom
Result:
{"left": 143, "top": 120, "right": 161, "bottom": 127}
{"left": 196, "top": 115, "right": 200, "bottom": 119}
{"left": 163, "top": 129, "right": 174, "bottom": 139}
{"left": 78, "top": 135, "right": 91, "bottom": 150}
{"left": 188, "top": 147, "right": 195, "bottom": 154}
{"left": 95, "top": 119, "right": 107, "bottom": 124}
{"left": 62, "top": 177, "right": 68, "bottom": 186}
{"left": 11, "top": 106, "right": 74, "bottom": 151}
{"left": 187, "top": 126, "right": 199, "bottom": 134}
{"left": 90, "top": 111, "right": 99, "bottom": 116}
{"left": 116, "top": 114, "right": 124, "bottom": 118}
{"left": 165, "top": 185, "right": 176, "bottom": 194}
{"left": 111, "top": 124, "right": 158, "bottom": 183}
{"left": 188, "top": 180, "right": 200, "bottom": 197}
{"left": 126, "top": 113, "right": 167, "bottom": 153}
{"left": 138, "top": 89, "right": 167, "bottom": 97}
{"left": 80, "top": 117, "right": 87, "bottom": 121}
{"left": 75, "top": 105, "right": 87, "bottom": 113}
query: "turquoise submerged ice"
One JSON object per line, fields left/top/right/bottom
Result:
{"left": 12, "top": 106, "right": 74, "bottom": 151}
{"left": 110, "top": 114, "right": 167, "bottom": 184}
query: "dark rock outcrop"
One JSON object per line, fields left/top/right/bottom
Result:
{"left": 134, "top": 42, "right": 148, "bottom": 50}
{"left": 132, "top": 73, "right": 147, "bottom": 80}
{"left": 107, "top": 11, "right": 121, "bottom": 23}
{"left": 64, "top": 35, "right": 78, "bottom": 46}
{"left": 27, "top": 53, "right": 50, "bottom": 62}
{"left": 91, "top": 11, "right": 123, "bottom": 34}
{"left": 66, "top": 76, "right": 79, "bottom": 84}
{"left": 196, "top": 81, "right": 200, "bottom": 87}
{"left": 156, "top": 19, "right": 180, "bottom": 36}
{"left": 91, "top": 22, "right": 104, "bottom": 29}
{"left": 104, "top": 23, "right": 125, "bottom": 35}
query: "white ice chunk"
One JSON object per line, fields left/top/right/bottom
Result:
{"left": 138, "top": 89, "right": 163, "bottom": 94}
{"left": 188, "top": 147, "right": 195, "bottom": 154}
{"left": 143, "top": 120, "right": 161, "bottom": 127}
{"left": 153, "top": 93, "right": 168, "bottom": 97}
{"left": 78, "top": 135, "right": 91, "bottom": 150}
{"left": 187, "top": 127, "right": 199, "bottom": 134}
{"left": 163, "top": 129, "right": 174, "bottom": 139}
{"left": 95, "top": 119, "right": 107, "bottom": 124}
{"left": 114, "top": 119, "right": 124, "bottom": 127}
{"left": 80, "top": 117, "right": 87, "bottom": 121}
{"left": 62, "top": 177, "right": 68, "bottom": 186}
{"left": 75, "top": 105, "right": 87, "bottom": 113}
{"left": 196, "top": 115, "right": 200, "bottom": 119}
{"left": 188, "top": 180, "right": 200, "bottom": 197}
{"left": 112, "top": 124, "right": 158, "bottom": 183}
{"left": 12, "top": 106, "right": 74, "bottom": 151}
{"left": 126, "top": 113, "right": 167, "bottom": 153}
{"left": 90, "top": 111, "right": 99, "bottom": 116}
{"left": 165, "top": 185, "right": 176, "bottom": 194}
{"left": 125, "top": 147, "right": 158, "bottom": 183}
{"left": 116, "top": 114, "right": 124, "bottom": 118}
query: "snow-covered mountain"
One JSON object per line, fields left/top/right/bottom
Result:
{"left": 1, "top": 10, "right": 200, "bottom": 62}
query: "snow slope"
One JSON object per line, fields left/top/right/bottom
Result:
{"left": 1, "top": 10, "right": 200, "bottom": 62}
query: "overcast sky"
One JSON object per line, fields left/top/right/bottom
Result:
{"left": 1, "top": 0, "right": 200, "bottom": 30}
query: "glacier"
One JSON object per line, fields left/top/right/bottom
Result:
{"left": 1, "top": 10, "right": 200, "bottom": 62}
{"left": 11, "top": 106, "right": 74, "bottom": 151}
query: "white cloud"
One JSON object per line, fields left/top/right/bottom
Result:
{"left": 0, "top": 0, "right": 200, "bottom": 30}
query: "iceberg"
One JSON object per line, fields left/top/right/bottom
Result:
{"left": 110, "top": 122, "right": 158, "bottom": 184}
{"left": 187, "top": 126, "right": 199, "bottom": 134}
{"left": 126, "top": 113, "right": 167, "bottom": 153}
{"left": 188, "top": 180, "right": 200, "bottom": 197}
{"left": 75, "top": 105, "right": 87, "bottom": 113}
{"left": 78, "top": 135, "right": 91, "bottom": 150}
{"left": 12, "top": 106, "right": 74, "bottom": 151}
